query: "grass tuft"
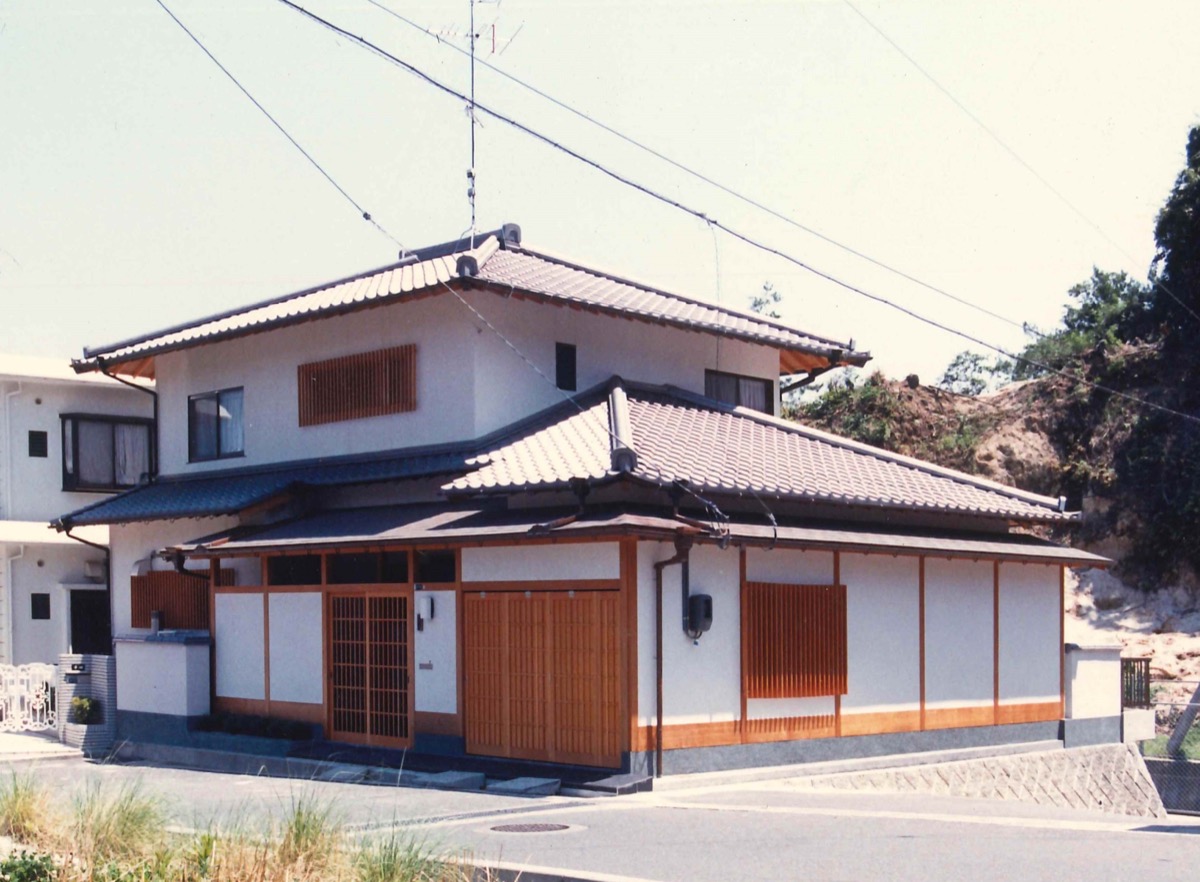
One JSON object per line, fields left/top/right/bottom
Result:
{"left": 0, "top": 770, "right": 51, "bottom": 844}
{"left": 71, "top": 778, "right": 168, "bottom": 863}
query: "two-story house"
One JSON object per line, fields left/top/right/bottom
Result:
{"left": 0, "top": 355, "right": 153, "bottom": 665}
{"left": 56, "top": 225, "right": 1105, "bottom": 777}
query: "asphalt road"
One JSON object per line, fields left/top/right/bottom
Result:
{"left": 16, "top": 756, "right": 1200, "bottom": 882}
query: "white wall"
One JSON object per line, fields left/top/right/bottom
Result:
{"left": 466, "top": 290, "right": 780, "bottom": 437}
{"left": 7, "top": 542, "right": 103, "bottom": 665}
{"left": 151, "top": 289, "right": 784, "bottom": 475}
{"left": 637, "top": 542, "right": 741, "bottom": 726}
{"left": 461, "top": 542, "right": 619, "bottom": 582}
{"left": 214, "top": 592, "right": 265, "bottom": 700}
{"left": 115, "top": 640, "right": 209, "bottom": 716}
{"left": 267, "top": 592, "right": 322, "bottom": 705}
{"left": 924, "top": 558, "right": 994, "bottom": 708}
{"left": 744, "top": 547, "right": 834, "bottom": 584}
{"left": 3, "top": 376, "right": 151, "bottom": 523}
{"left": 414, "top": 589, "right": 456, "bottom": 714}
{"left": 842, "top": 553, "right": 921, "bottom": 715}
{"left": 998, "top": 563, "right": 1060, "bottom": 704}
{"left": 1065, "top": 644, "right": 1121, "bottom": 718}
{"left": 154, "top": 296, "right": 478, "bottom": 474}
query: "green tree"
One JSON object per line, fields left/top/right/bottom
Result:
{"left": 938, "top": 350, "right": 1013, "bottom": 395}
{"left": 1012, "top": 269, "right": 1151, "bottom": 378}
{"left": 1151, "top": 124, "right": 1200, "bottom": 337}
{"left": 749, "top": 282, "right": 782, "bottom": 319}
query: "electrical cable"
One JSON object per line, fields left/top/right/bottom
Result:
{"left": 840, "top": 0, "right": 1200, "bottom": 328}
{"left": 152, "top": 0, "right": 408, "bottom": 255}
{"left": 364, "top": 0, "right": 1035, "bottom": 336}
{"left": 278, "top": 0, "right": 1200, "bottom": 427}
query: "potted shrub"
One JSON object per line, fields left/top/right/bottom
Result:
{"left": 62, "top": 696, "right": 110, "bottom": 755}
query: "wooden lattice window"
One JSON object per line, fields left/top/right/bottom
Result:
{"left": 744, "top": 582, "right": 847, "bottom": 698}
{"left": 298, "top": 345, "right": 417, "bottom": 427}
{"left": 131, "top": 569, "right": 234, "bottom": 630}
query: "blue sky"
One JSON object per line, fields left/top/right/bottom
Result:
{"left": 1, "top": 0, "right": 1197, "bottom": 382}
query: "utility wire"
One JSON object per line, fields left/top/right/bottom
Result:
{"left": 152, "top": 0, "right": 407, "bottom": 255}
{"left": 840, "top": 0, "right": 1200, "bottom": 328}
{"left": 279, "top": 0, "right": 1200, "bottom": 427}
{"left": 365, "top": 0, "right": 1033, "bottom": 336}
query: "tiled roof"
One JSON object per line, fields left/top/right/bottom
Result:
{"left": 57, "top": 379, "right": 1073, "bottom": 529}
{"left": 170, "top": 504, "right": 1105, "bottom": 566}
{"left": 55, "top": 448, "right": 472, "bottom": 529}
{"left": 444, "top": 381, "right": 1073, "bottom": 523}
{"left": 75, "top": 226, "right": 866, "bottom": 376}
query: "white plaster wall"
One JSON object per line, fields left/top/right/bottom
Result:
{"left": 214, "top": 592, "right": 265, "bottom": 700}
{"left": 154, "top": 296, "right": 477, "bottom": 474}
{"left": 108, "top": 518, "right": 239, "bottom": 634}
{"left": 998, "top": 564, "right": 1061, "bottom": 704}
{"left": 9, "top": 542, "right": 101, "bottom": 664}
{"left": 924, "top": 558, "right": 994, "bottom": 708}
{"left": 414, "top": 589, "right": 456, "bottom": 714}
{"left": 467, "top": 290, "right": 780, "bottom": 436}
{"left": 1066, "top": 646, "right": 1122, "bottom": 719}
{"left": 744, "top": 547, "right": 834, "bottom": 584}
{"left": 842, "top": 553, "right": 921, "bottom": 714}
{"left": 747, "top": 696, "right": 835, "bottom": 719}
{"left": 115, "top": 641, "right": 209, "bottom": 716}
{"left": 461, "top": 543, "right": 619, "bottom": 582}
{"left": 636, "top": 542, "right": 741, "bottom": 726}
{"left": 5, "top": 377, "right": 151, "bottom": 523}
{"left": 267, "top": 593, "right": 322, "bottom": 705}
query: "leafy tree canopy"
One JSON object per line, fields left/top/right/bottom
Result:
{"left": 1151, "top": 125, "right": 1200, "bottom": 336}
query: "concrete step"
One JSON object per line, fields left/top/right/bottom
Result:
{"left": 116, "top": 741, "right": 488, "bottom": 791}
{"left": 485, "top": 776, "right": 562, "bottom": 796}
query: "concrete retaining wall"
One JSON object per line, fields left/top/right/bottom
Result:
{"left": 789, "top": 743, "right": 1165, "bottom": 818}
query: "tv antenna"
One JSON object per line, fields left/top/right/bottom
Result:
{"left": 458, "top": 0, "right": 521, "bottom": 247}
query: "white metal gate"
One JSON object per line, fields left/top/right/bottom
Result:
{"left": 0, "top": 664, "right": 56, "bottom": 731}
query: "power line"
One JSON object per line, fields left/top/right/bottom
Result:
{"left": 278, "top": 0, "right": 1200, "bottom": 427}
{"left": 840, "top": 0, "right": 1200, "bottom": 328}
{"left": 364, "top": 0, "right": 1032, "bottom": 336}
{"left": 152, "top": 0, "right": 407, "bottom": 255}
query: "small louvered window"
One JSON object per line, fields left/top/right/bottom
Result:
{"left": 298, "top": 345, "right": 417, "bottom": 427}
{"left": 744, "top": 582, "right": 847, "bottom": 698}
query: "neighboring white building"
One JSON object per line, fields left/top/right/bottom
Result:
{"left": 58, "top": 226, "right": 1109, "bottom": 776}
{"left": 0, "top": 355, "right": 153, "bottom": 664}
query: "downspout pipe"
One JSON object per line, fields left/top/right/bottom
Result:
{"left": 653, "top": 533, "right": 692, "bottom": 778}
{"left": 64, "top": 528, "right": 111, "bottom": 654}
{"left": 97, "top": 359, "right": 158, "bottom": 482}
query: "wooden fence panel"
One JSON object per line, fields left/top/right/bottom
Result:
{"left": 130, "top": 569, "right": 233, "bottom": 630}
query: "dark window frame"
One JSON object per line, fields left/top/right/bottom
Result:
{"left": 60, "top": 413, "right": 155, "bottom": 492}
{"left": 188, "top": 387, "right": 245, "bottom": 463}
{"left": 704, "top": 369, "right": 775, "bottom": 415}
{"left": 28, "top": 430, "right": 48, "bottom": 458}
{"left": 555, "top": 342, "right": 577, "bottom": 392}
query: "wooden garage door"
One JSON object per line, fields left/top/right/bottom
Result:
{"left": 464, "top": 590, "right": 623, "bottom": 768}
{"left": 327, "top": 592, "right": 413, "bottom": 748}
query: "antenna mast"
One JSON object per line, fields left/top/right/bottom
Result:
{"left": 467, "top": 0, "right": 477, "bottom": 247}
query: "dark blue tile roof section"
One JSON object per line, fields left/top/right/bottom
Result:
{"left": 55, "top": 449, "right": 471, "bottom": 529}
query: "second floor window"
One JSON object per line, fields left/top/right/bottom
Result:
{"left": 705, "top": 369, "right": 773, "bottom": 415}
{"left": 189, "top": 387, "right": 244, "bottom": 462}
{"left": 62, "top": 414, "right": 153, "bottom": 491}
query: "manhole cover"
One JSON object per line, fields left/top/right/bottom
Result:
{"left": 490, "top": 823, "right": 571, "bottom": 833}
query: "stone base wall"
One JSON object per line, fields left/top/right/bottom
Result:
{"left": 789, "top": 743, "right": 1165, "bottom": 818}
{"left": 56, "top": 654, "right": 117, "bottom": 757}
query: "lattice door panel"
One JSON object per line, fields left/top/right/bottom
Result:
{"left": 464, "top": 590, "right": 622, "bottom": 769}
{"left": 328, "top": 592, "right": 412, "bottom": 748}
